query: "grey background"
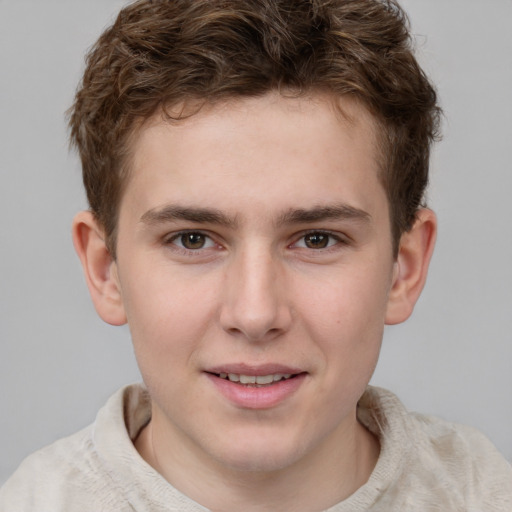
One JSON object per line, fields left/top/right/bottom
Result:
{"left": 1, "top": 0, "right": 511, "bottom": 485}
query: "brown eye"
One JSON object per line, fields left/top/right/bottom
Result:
{"left": 303, "top": 233, "right": 330, "bottom": 249}
{"left": 180, "top": 233, "right": 206, "bottom": 249}
{"left": 166, "top": 231, "right": 218, "bottom": 255}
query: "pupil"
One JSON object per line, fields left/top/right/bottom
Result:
{"left": 305, "top": 233, "right": 328, "bottom": 249}
{"left": 182, "top": 233, "right": 205, "bottom": 249}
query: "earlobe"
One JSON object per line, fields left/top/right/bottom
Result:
{"left": 385, "top": 208, "right": 437, "bottom": 325}
{"left": 72, "top": 211, "right": 127, "bottom": 326}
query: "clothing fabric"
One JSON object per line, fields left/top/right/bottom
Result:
{"left": 1, "top": 384, "right": 511, "bottom": 511}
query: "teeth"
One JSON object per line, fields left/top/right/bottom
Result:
{"left": 273, "top": 373, "right": 292, "bottom": 381}
{"left": 239, "top": 375, "right": 256, "bottom": 384}
{"left": 255, "top": 375, "right": 274, "bottom": 385}
{"left": 219, "top": 373, "right": 294, "bottom": 385}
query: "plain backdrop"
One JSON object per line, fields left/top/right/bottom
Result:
{"left": 1, "top": 0, "right": 511, "bottom": 485}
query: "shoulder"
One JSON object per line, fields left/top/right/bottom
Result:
{"left": 0, "top": 386, "right": 139, "bottom": 512}
{"left": 0, "top": 427, "right": 124, "bottom": 511}
{"left": 359, "top": 387, "right": 512, "bottom": 511}
{"left": 409, "top": 411, "right": 512, "bottom": 506}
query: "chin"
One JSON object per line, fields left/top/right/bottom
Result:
{"left": 209, "top": 433, "right": 307, "bottom": 474}
{"left": 219, "top": 452, "right": 297, "bottom": 474}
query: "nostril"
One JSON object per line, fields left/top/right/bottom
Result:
{"left": 219, "top": 278, "right": 292, "bottom": 341}
{"left": 224, "top": 325, "right": 284, "bottom": 343}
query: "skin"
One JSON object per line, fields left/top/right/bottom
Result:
{"left": 73, "top": 92, "right": 436, "bottom": 511}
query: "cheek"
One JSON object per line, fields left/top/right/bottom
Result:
{"left": 118, "top": 263, "right": 218, "bottom": 371}
{"left": 299, "top": 264, "right": 390, "bottom": 384}
{"left": 302, "top": 263, "right": 391, "bottom": 337}
{"left": 121, "top": 256, "right": 215, "bottom": 322}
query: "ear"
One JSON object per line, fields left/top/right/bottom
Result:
{"left": 385, "top": 208, "right": 437, "bottom": 325}
{"left": 72, "top": 211, "right": 127, "bottom": 326}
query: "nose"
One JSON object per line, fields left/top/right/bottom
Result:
{"left": 219, "top": 244, "right": 292, "bottom": 342}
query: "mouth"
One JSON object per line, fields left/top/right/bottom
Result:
{"left": 204, "top": 364, "right": 307, "bottom": 408}
{"left": 211, "top": 372, "right": 298, "bottom": 387}
{"left": 206, "top": 368, "right": 307, "bottom": 409}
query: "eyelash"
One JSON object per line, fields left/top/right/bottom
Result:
{"left": 163, "top": 229, "right": 348, "bottom": 254}
{"left": 164, "top": 231, "right": 218, "bottom": 253}
{"left": 290, "top": 230, "right": 348, "bottom": 251}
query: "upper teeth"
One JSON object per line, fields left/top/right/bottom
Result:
{"left": 219, "top": 373, "right": 292, "bottom": 384}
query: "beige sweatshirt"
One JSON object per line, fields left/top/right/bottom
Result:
{"left": 1, "top": 384, "right": 511, "bottom": 511}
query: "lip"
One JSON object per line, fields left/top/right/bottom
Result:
{"left": 205, "top": 363, "right": 307, "bottom": 410}
{"left": 206, "top": 363, "right": 304, "bottom": 376}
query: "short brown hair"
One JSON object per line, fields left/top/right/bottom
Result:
{"left": 69, "top": 0, "right": 441, "bottom": 257}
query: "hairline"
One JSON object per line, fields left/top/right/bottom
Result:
{"left": 105, "top": 89, "right": 398, "bottom": 259}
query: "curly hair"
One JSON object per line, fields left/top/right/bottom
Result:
{"left": 69, "top": 0, "right": 441, "bottom": 257}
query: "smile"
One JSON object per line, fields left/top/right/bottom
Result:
{"left": 206, "top": 369, "right": 306, "bottom": 409}
{"left": 217, "top": 373, "right": 294, "bottom": 386}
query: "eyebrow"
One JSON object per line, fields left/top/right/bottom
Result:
{"left": 140, "top": 202, "right": 371, "bottom": 229}
{"left": 277, "top": 204, "right": 371, "bottom": 225}
{"left": 140, "top": 205, "right": 239, "bottom": 229}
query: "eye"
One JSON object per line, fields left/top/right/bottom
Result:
{"left": 294, "top": 231, "right": 341, "bottom": 249}
{"left": 168, "top": 231, "right": 216, "bottom": 250}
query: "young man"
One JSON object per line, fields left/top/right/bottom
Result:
{"left": 1, "top": 0, "right": 511, "bottom": 510}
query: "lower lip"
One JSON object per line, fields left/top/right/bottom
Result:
{"left": 206, "top": 373, "right": 307, "bottom": 410}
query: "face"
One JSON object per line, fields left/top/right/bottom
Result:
{"left": 113, "top": 93, "right": 397, "bottom": 474}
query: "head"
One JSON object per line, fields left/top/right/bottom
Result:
{"left": 70, "top": 1, "right": 440, "bottom": 497}
{"left": 69, "top": 0, "right": 440, "bottom": 259}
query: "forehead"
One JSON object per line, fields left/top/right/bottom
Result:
{"left": 132, "top": 92, "right": 380, "bottom": 160}
{"left": 122, "top": 92, "right": 386, "bottom": 223}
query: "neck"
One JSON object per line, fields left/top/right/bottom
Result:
{"left": 135, "top": 409, "right": 379, "bottom": 512}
